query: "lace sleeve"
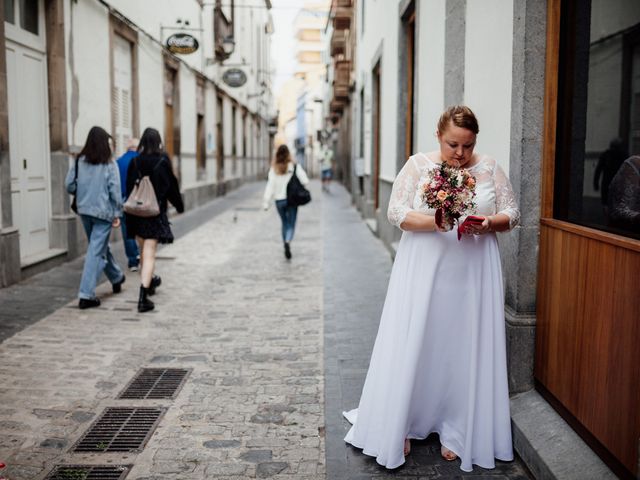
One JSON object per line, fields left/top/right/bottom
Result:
{"left": 493, "top": 162, "right": 520, "bottom": 230}
{"left": 387, "top": 156, "right": 422, "bottom": 229}
{"left": 608, "top": 158, "right": 640, "bottom": 228}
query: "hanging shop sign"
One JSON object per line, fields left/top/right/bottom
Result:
{"left": 166, "top": 33, "right": 199, "bottom": 54}
{"left": 222, "top": 68, "right": 248, "bottom": 88}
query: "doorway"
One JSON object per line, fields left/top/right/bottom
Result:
{"left": 5, "top": 0, "right": 51, "bottom": 262}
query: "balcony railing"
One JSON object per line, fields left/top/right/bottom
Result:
{"left": 330, "top": 29, "right": 346, "bottom": 56}
{"left": 330, "top": 98, "right": 345, "bottom": 114}
{"left": 331, "top": 59, "right": 350, "bottom": 102}
{"left": 333, "top": 6, "right": 352, "bottom": 30}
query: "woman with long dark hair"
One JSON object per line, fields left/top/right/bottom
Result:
{"left": 262, "top": 145, "right": 310, "bottom": 259}
{"left": 65, "top": 126, "right": 125, "bottom": 309}
{"left": 125, "top": 127, "right": 184, "bottom": 312}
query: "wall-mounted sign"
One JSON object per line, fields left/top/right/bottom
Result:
{"left": 166, "top": 33, "right": 199, "bottom": 55}
{"left": 222, "top": 68, "right": 248, "bottom": 88}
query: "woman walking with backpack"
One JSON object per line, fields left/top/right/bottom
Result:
{"left": 65, "top": 126, "right": 125, "bottom": 309}
{"left": 262, "top": 145, "right": 310, "bottom": 259}
{"left": 125, "top": 128, "right": 184, "bottom": 312}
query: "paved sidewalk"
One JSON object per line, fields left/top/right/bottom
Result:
{"left": 322, "top": 184, "right": 533, "bottom": 479}
{"left": 0, "top": 182, "right": 324, "bottom": 479}
{"left": 0, "top": 182, "right": 263, "bottom": 343}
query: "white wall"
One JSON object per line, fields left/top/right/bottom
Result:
{"left": 179, "top": 67, "right": 198, "bottom": 187}
{"left": 67, "top": 0, "right": 111, "bottom": 148}
{"left": 355, "top": 0, "right": 400, "bottom": 181}
{"left": 137, "top": 35, "right": 164, "bottom": 135}
{"left": 464, "top": 0, "right": 514, "bottom": 174}
{"left": 205, "top": 82, "right": 217, "bottom": 182}
{"left": 415, "top": 0, "right": 446, "bottom": 154}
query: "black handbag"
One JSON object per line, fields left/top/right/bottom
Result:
{"left": 286, "top": 164, "right": 311, "bottom": 207}
{"left": 70, "top": 156, "right": 79, "bottom": 214}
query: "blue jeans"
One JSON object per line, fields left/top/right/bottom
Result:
{"left": 79, "top": 215, "right": 124, "bottom": 299}
{"left": 121, "top": 220, "right": 139, "bottom": 268}
{"left": 275, "top": 199, "right": 298, "bottom": 243}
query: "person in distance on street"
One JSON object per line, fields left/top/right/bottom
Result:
{"left": 116, "top": 137, "right": 141, "bottom": 272}
{"left": 320, "top": 141, "right": 334, "bottom": 192}
{"left": 65, "top": 126, "right": 125, "bottom": 310}
{"left": 262, "top": 144, "right": 309, "bottom": 260}
{"left": 125, "top": 128, "right": 184, "bottom": 313}
{"left": 343, "top": 106, "right": 520, "bottom": 472}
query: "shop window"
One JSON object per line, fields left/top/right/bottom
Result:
{"left": 554, "top": 0, "right": 640, "bottom": 238}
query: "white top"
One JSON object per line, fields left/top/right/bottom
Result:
{"left": 262, "top": 162, "right": 310, "bottom": 209}
{"left": 321, "top": 147, "right": 334, "bottom": 170}
{"left": 387, "top": 151, "right": 520, "bottom": 230}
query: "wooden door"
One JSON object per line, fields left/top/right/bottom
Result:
{"left": 404, "top": 8, "right": 416, "bottom": 162}
{"left": 216, "top": 95, "right": 224, "bottom": 182}
{"left": 164, "top": 103, "right": 174, "bottom": 158}
{"left": 372, "top": 61, "right": 381, "bottom": 210}
{"left": 5, "top": 0, "right": 51, "bottom": 261}
{"left": 196, "top": 114, "right": 205, "bottom": 180}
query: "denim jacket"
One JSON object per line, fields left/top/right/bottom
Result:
{"left": 65, "top": 156, "right": 123, "bottom": 221}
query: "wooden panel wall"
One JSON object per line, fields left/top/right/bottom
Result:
{"left": 536, "top": 219, "right": 640, "bottom": 475}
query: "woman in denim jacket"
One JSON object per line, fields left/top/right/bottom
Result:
{"left": 65, "top": 127, "right": 125, "bottom": 309}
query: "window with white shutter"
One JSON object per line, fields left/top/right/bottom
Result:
{"left": 112, "top": 34, "right": 133, "bottom": 157}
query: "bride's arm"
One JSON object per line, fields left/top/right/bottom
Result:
{"left": 400, "top": 211, "right": 438, "bottom": 231}
{"left": 477, "top": 162, "right": 520, "bottom": 233}
{"left": 462, "top": 161, "right": 519, "bottom": 235}
{"left": 387, "top": 156, "right": 440, "bottom": 232}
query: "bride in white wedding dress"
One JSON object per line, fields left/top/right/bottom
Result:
{"left": 343, "top": 106, "right": 520, "bottom": 472}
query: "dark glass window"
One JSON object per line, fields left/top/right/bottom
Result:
{"left": 19, "top": 0, "right": 38, "bottom": 35}
{"left": 555, "top": 0, "right": 640, "bottom": 238}
{"left": 5, "top": 0, "right": 15, "bottom": 24}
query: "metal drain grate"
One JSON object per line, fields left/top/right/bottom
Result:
{"left": 117, "top": 368, "right": 190, "bottom": 399}
{"left": 45, "top": 465, "right": 131, "bottom": 480}
{"left": 72, "top": 407, "right": 164, "bottom": 453}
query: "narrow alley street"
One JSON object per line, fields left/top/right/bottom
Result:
{"left": 0, "top": 181, "right": 531, "bottom": 480}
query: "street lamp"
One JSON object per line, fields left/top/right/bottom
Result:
{"left": 221, "top": 35, "right": 235, "bottom": 57}
{"left": 206, "top": 35, "right": 235, "bottom": 66}
{"left": 267, "top": 120, "right": 278, "bottom": 136}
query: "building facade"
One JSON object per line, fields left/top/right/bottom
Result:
{"left": 274, "top": 1, "right": 328, "bottom": 177}
{"left": 0, "top": 0, "right": 275, "bottom": 288}
{"left": 325, "top": 0, "right": 639, "bottom": 478}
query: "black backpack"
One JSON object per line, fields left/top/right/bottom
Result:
{"left": 286, "top": 164, "right": 311, "bottom": 207}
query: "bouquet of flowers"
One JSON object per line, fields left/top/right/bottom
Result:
{"left": 422, "top": 163, "right": 477, "bottom": 232}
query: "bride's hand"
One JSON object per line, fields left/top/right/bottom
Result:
{"left": 465, "top": 216, "right": 492, "bottom": 235}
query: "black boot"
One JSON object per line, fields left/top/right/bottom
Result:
{"left": 112, "top": 274, "right": 125, "bottom": 294}
{"left": 284, "top": 242, "right": 292, "bottom": 260}
{"left": 148, "top": 275, "right": 162, "bottom": 296}
{"left": 138, "top": 285, "right": 155, "bottom": 313}
{"left": 79, "top": 297, "right": 101, "bottom": 309}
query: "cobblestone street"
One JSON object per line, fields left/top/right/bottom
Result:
{"left": 0, "top": 181, "right": 532, "bottom": 479}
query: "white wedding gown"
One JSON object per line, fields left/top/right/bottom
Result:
{"left": 344, "top": 152, "right": 520, "bottom": 472}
